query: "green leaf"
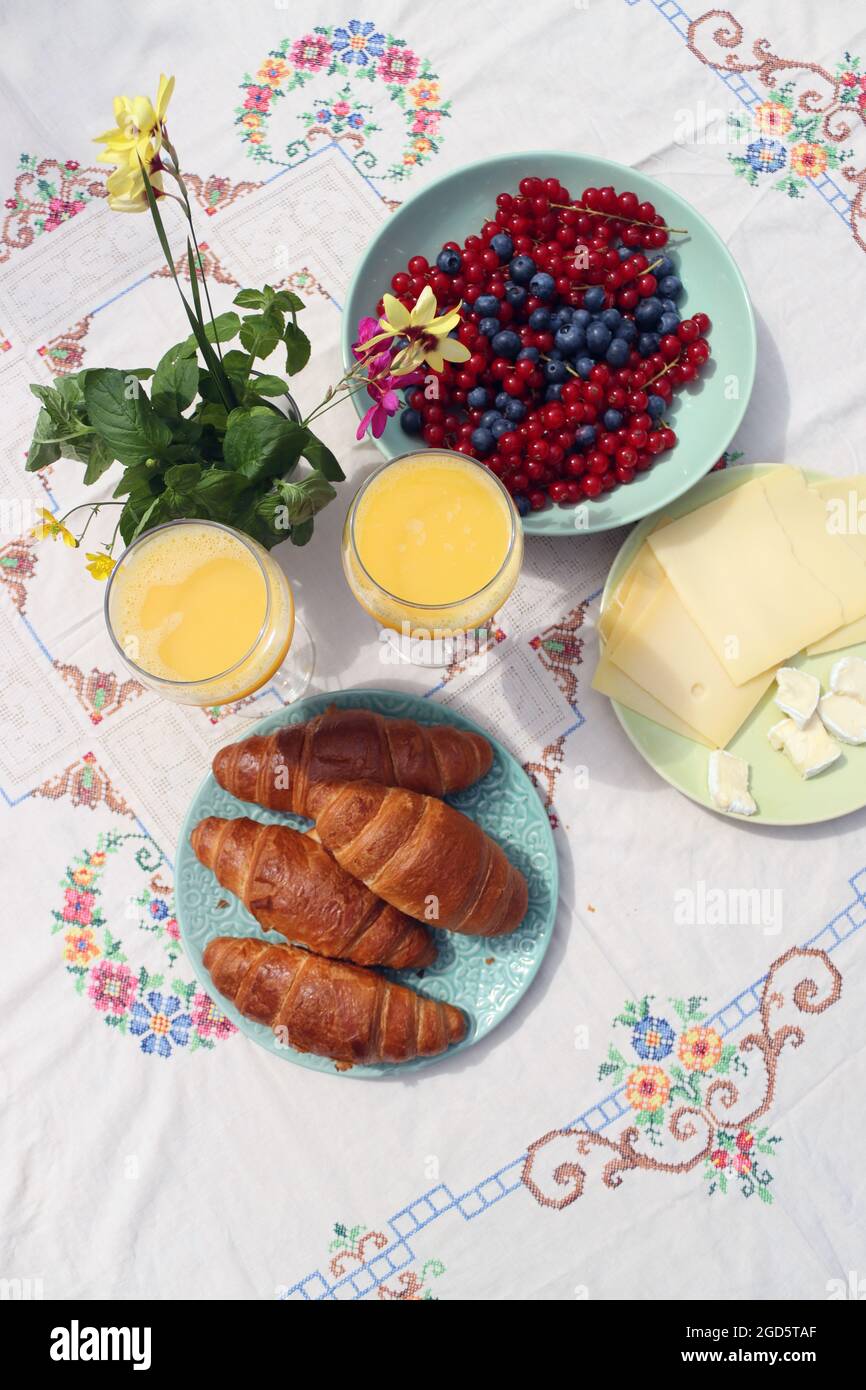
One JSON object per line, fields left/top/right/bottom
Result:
{"left": 25, "top": 410, "right": 61, "bottom": 470}
{"left": 83, "top": 368, "right": 172, "bottom": 466}
{"left": 246, "top": 373, "right": 288, "bottom": 396}
{"left": 302, "top": 432, "right": 344, "bottom": 481}
{"left": 184, "top": 310, "right": 240, "bottom": 347}
{"left": 239, "top": 314, "right": 280, "bottom": 360}
{"left": 191, "top": 468, "right": 251, "bottom": 514}
{"left": 290, "top": 518, "right": 314, "bottom": 546}
{"left": 151, "top": 341, "right": 199, "bottom": 417}
{"left": 233, "top": 288, "right": 265, "bottom": 309}
{"left": 283, "top": 321, "right": 311, "bottom": 375}
{"left": 274, "top": 472, "right": 337, "bottom": 525}
{"left": 163, "top": 462, "right": 202, "bottom": 498}
{"left": 222, "top": 409, "right": 307, "bottom": 484}
{"left": 82, "top": 435, "right": 117, "bottom": 485}
{"left": 197, "top": 402, "right": 229, "bottom": 431}
{"left": 270, "top": 288, "right": 305, "bottom": 314}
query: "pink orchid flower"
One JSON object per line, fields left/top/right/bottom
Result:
{"left": 356, "top": 369, "right": 423, "bottom": 440}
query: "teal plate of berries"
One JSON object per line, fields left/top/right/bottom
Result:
{"left": 175, "top": 688, "right": 559, "bottom": 1079}
{"left": 342, "top": 151, "right": 756, "bottom": 534}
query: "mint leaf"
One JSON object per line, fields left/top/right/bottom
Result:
{"left": 151, "top": 342, "right": 198, "bottom": 417}
{"left": 222, "top": 408, "right": 306, "bottom": 484}
{"left": 84, "top": 368, "right": 172, "bottom": 466}
{"left": 233, "top": 289, "right": 265, "bottom": 309}
{"left": 303, "top": 432, "right": 344, "bottom": 481}
{"left": 283, "top": 322, "right": 311, "bottom": 375}
{"left": 239, "top": 314, "right": 280, "bottom": 360}
{"left": 246, "top": 374, "right": 288, "bottom": 397}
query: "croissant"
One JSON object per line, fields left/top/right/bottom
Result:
{"left": 212, "top": 704, "right": 493, "bottom": 816}
{"left": 312, "top": 781, "right": 528, "bottom": 937}
{"left": 190, "top": 816, "right": 435, "bottom": 970}
{"left": 203, "top": 936, "right": 467, "bottom": 1066}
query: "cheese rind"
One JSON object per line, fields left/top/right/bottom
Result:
{"left": 774, "top": 667, "right": 820, "bottom": 728}
{"left": 818, "top": 693, "right": 866, "bottom": 745}
{"left": 829, "top": 655, "right": 866, "bottom": 703}
{"left": 648, "top": 468, "right": 860, "bottom": 684}
{"left": 707, "top": 750, "right": 757, "bottom": 816}
{"left": 768, "top": 713, "right": 841, "bottom": 778}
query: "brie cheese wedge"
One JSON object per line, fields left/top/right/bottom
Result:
{"left": 829, "top": 655, "right": 866, "bottom": 704}
{"left": 774, "top": 666, "right": 821, "bottom": 727}
{"left": 768, "top": 713, "right": 841, "bottom": 779}
{"left": 707, "top": 749, "right": 757, "bottom": 816}
{"left": 819, "top": 692, "right": 866, "bottom": 745}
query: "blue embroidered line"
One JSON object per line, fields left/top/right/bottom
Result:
{"left": 280, "top": 865, "right": 866, "bottom": 1298}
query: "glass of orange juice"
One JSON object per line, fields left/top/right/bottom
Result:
{"left": 105, "top": 519, "right": 313, "bottom": 706}
{"left": 342, "top": 450, "right": 523, "bottom": 665}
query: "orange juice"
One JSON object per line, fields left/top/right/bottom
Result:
{"left": 343, "top": 452, "right": 522, "bottom": 635}
{"left": 107, "top": 521, "right": 294, "bottom": 704}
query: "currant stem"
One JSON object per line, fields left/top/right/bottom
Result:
{"left": 551, "top": 202, "right": 688, "bottom": 234}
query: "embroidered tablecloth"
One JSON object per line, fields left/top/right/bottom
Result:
{"left": 2, "top": 0, "right": 866, "bottom": 1302}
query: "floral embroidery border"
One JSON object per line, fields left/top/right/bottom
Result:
{"left": 236, "top": 21, "right": 450, "bottom": 182}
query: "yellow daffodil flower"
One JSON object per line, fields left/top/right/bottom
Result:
{"left": 84, "top": 551, "right": 117, "bottom": 581}
{"left": 369, "top": 285, "right": 471, "bottom": 374}
{"left": 94, "top": 74, "right": 174, "bottom": 212}
{"left": 31, "top": 506, "right": 77, "bottom": 547}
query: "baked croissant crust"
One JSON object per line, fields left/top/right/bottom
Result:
{"left": 191, "top": 815, "right": 435, "bottom": 969}
{"left": 203, "top": 935, "right": 467, "bottom": 1066}
{"left": 211, "top": 705, "right": 493, "bottom": 816}
{"left": 311, "top": 780, "right": 528, "bottom": 937}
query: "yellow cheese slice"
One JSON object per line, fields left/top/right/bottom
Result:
{"left": 597, "top": 523, "right": 669, "bottom": 645}
{"left": 807, "top": 477, "right": 866, "bottom": 654}
{"left": 593, "top": 645, "right": 714, "bottom": 746}
{"left": 609, "top": 577, "right": 775, "bottom": 747}
{"left": 647, "top": 467, "right": 852, "bottom": 685}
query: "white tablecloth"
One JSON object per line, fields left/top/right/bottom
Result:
{"left": 2, "top": 0, "right": 866, "bottom": 1301}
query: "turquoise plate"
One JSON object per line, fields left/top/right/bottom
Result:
{"left": 176, "top": 688, "right": 559, "bottom": 1077}
{"left": 600, "top": 465, "right": 866, "bottom": 826}
{"left": 341, "top": 151, "right": 756, "bottom": 535}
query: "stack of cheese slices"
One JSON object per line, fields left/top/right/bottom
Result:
{"left": 594, "top": 466, "right": 866, "bottom": 811}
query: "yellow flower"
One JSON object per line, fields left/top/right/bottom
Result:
{"left": 678, "top": 1026, "right": 723, "bottom": 1073}
{"left": 371, "top": 285, "right": 471, "bottom": 374}
{"left": 85, "top": 551, "right": 117, "bottom": 581}
{"left": 72, "top": 867, "right": 94, "bottom": 887}
{"left": 790, "top": 141, "right": 828, "bottom": 178}
{"left": 625, "top": 1065, "right": 670, "bottom": 1113}
{"left": 31, "top": 506, "right": 77, "bottom": 547}
{"left": 89, "top": 852, "right": 107, "bottom": 868}
{"left": 63, "top": 927, "right": 100, "bottom": 967}
{"left": 413, "top": 137, "right": 432, "bottom": 154}
{"left": 94, "top": 73, "right": 174, "bottom": 212}
{"left": 257, "top": 59, "right": 289, "bottom": 87}
{"left": 755, "top": 100, "right": 792, "bottom": 136}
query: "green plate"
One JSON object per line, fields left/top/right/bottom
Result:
{"left": 600, "top": 465, "right": 866, "bottom": 826}
{"left": 175, "top": 688, "right": 558, "bottom": 1077}
{"left": 341, "top": 150, "right": 756, "bottom": 535}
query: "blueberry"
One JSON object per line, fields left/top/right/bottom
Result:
{"left": 529, "top": 271, "right": 556, "bottom": 301}
{"left": 605, "top": 337, "right": 630, "bottom": 367}
{"left": 480, "top": 410, "right": 501, "bottom": 429}
{"left": 576, "top": 425, "right": 597, "bottom": 450}
{"left": 618, "top": 319, "right": 637, "bottom": 344}
{"left": 584, "top": 286, "right": 606, "bottom": 312}
{"left": 601, "top": 308, "right": 622, "bottom": 331}
{"left": 617, "top": 245, "right": 632, "bottom": 261}
{"left": 586, "top": 321, "right": 612, "bottom": 356}
{"left": 436, "top": 248, "right": 462, "bottom": 275}
{"left": 514, "top": 493, "right": 530, "bottom": 517}
{"left": 547, "top": 347, "right": 564, "bottom": 361}
{"left": 529, "top": 307, "right": 551, "bottom": 330}
{"left": 491, "top": 329, "right": 521, "bottom": 359}
{"left": 555, "top": 323, "right": 586, "bottom": 357}
{"left": 660, "top": 298, "right": 678, "bottom": 314}
{"left": 471, "top": 427, "right": 494, "bottom": 454}
{"left": 508, "top": 255, "right": 536, "bottom": 286}
{"left": 505, "top": 283, "right": 528, "bottom": 310}
{"left": 504, "top": 398, "right": 526, "bottom": 421}
{"left": 573, "top": 309, "right": 591, "bottom": 327}
{"left": 575, "top": 355, "right": 595, "bottom": 379}
{"left": 478, "top": 316, "right": 500, "bottom": 338}
{"left": 544, "top": 384, "right": 564, "bottom": 402}
{"left": 634, "top": 297, "right": 662, "bottom": 329}
{"left": 495, "top": 392, "right": 511, "bottom": 411}
{"left": 400, "top": 407, "right": 422, "bottom": 436}
{"left": 654, "top": 256, "right": 674, "bottom": 279}
{"left": 544, "top": 359, "right": 568, "bottom": 384}
{"left": 647, "top": 394, "right": 666, "bottom": 419}
{"left": 603, "top": 409, "right": 624, "bottom": 431}
{"left": 490, "top": 232, "right": 514, "bottom": 262}
{"left": 474, "top": 294, "right": 500, "bottom": 318}
{"left": 549, "top": 308, "right": 569, "bottom": 331}
{"left": 658, "top": 312, "right": 679, "bottom": 336}
{"left": 491, "top": 418, "right": 512, "bottom": 440}
{"left": 517, "top": 345, "right": 540, "bottom": 363}
{"left": 637, "top": 332, "right": 660, "bottom": 357}
{"left": 467, "top": 386, "right": 489, "bottom": 409}
{"left": 658, "top": 275, "right": 683, "bottom": 301}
